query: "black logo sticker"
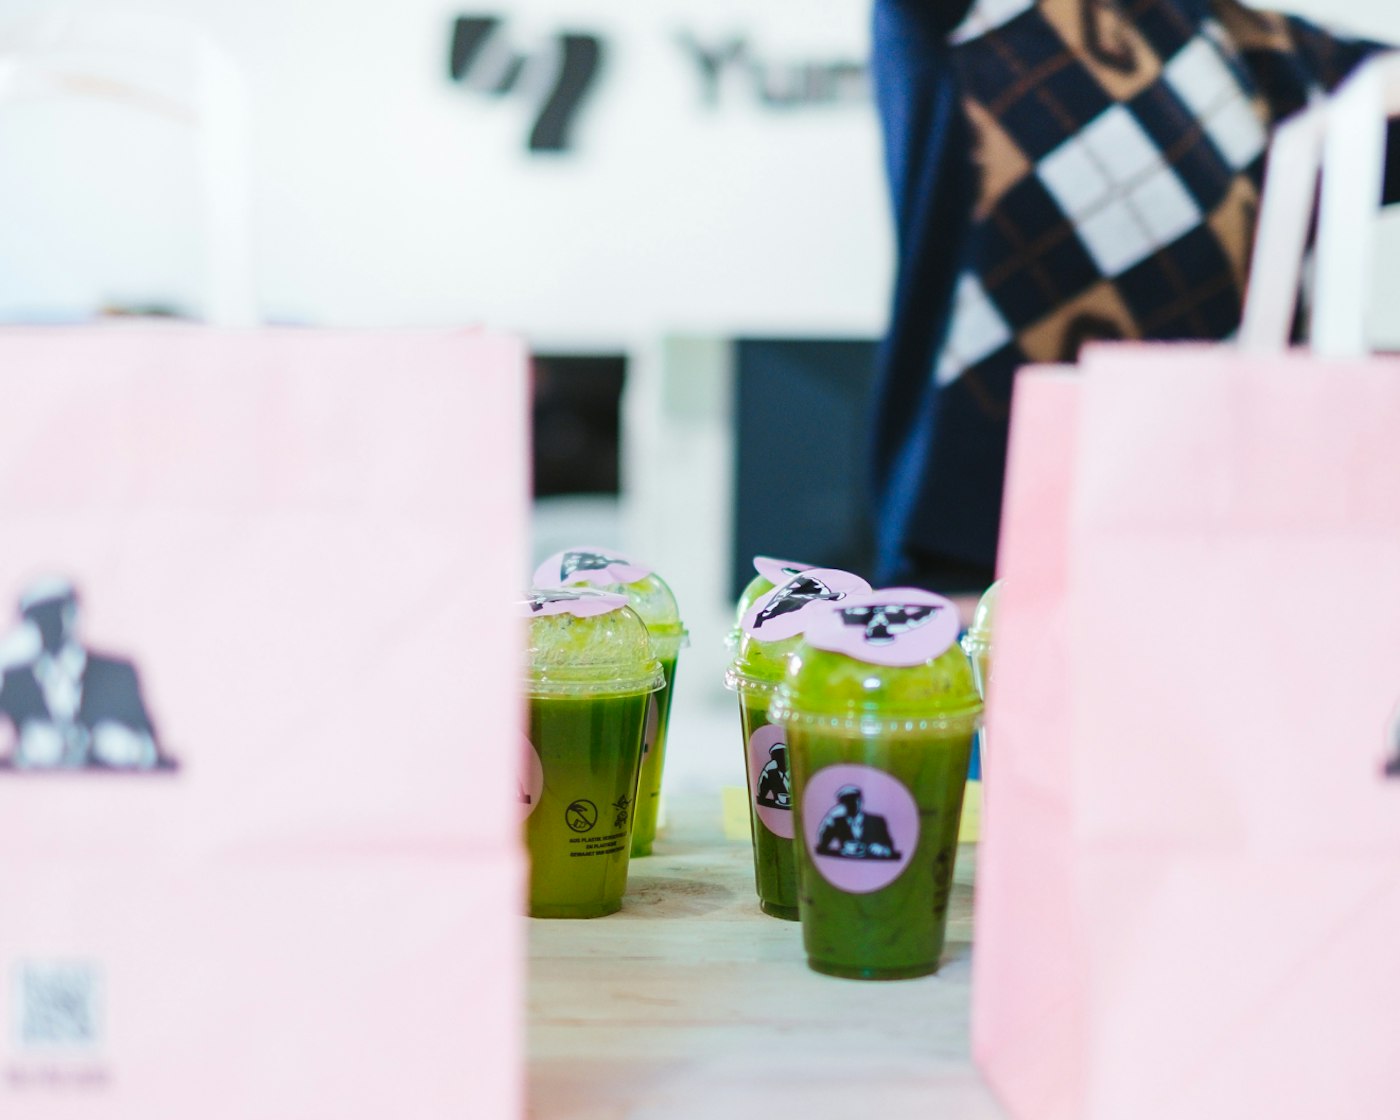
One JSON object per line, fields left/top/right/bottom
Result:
{"left": 0, "top": 579, "right": 175, "bottom": 772}
{"left": 753, "top": 575, "right": 842, "bottom": 630}
{"left": 528, "top": 588, "right": 591, "bottom": 612}
{"left": 560, "top": 550, "right": 622, "bottom": 579}
{"left": 838, "top": 602, "right": 941, "bottom": 646}
{"left": 814, "top": 785, "right": 902, "bottom": 861}
{"left": 755, "top": 742, "right": 791, "bottom": 811}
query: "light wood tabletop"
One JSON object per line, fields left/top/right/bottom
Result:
{"left": 527, "top": 792, "right": 1007, "bottom": 1120}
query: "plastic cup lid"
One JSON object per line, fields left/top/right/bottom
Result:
{"left": 520, "top": 588, "right": 665, "bottom": 698}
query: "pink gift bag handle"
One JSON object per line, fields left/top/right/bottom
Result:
{"left": 0, "top": 8, "right": 256, "bottom": 326}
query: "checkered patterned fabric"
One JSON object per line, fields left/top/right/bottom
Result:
{"left": 872, "top": 0, "right": 1382, "bottom": 585}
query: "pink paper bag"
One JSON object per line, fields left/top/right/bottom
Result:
{"left": 1067, "top": 341, "right": 1400, "bottom": 1119}
{"left": 970, "top": 365, "right": 1088, "bottom": 1119}
{"left": 0, "top": 327, "right": 528, "bottom": 1118}
{"left": 974, "top": 62, "right": 1400, "bottom": 1118}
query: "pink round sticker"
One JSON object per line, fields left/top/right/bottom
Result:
{"left": 740, "top": 568, "right": 872, "bottom": 642}
{"left": 803, "top": 588, "right": 960, "bottom": 667}
{"left": 747, "top": 723, "right": 794, "bottom": 839}
{"left": 752, "top": 556, "right": 814, "bottom": 586}
{"left": 802, "top": 764, "right": 919, "bottom": 894}
{"left": 520, "top": 588, "right": 628, "bottom": 618}
{"left": 519, "top": 735, "right": 544, "bottom": 820}
{"left": 533, "top": 547, "right": 652, "bottom": 589}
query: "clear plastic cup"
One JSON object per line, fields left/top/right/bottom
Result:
{"left": 960, "top": 579, "right": 1001, "bottom": 703}
{"left": 520, "top": 588, "right": 664, "bottom": 918}
{"left": 723, "top": 567, "right": 871, "bottom": 920}
{"left": 768, "top": 588, "right": 982, "bottom": 978}
{"left": 533, "top": 548, "right": 686, "bottom": 858}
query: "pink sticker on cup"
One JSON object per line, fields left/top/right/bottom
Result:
{"left": 519, "top": 735, "right": 545, "bottom": 820}
{"left": 747, "top": 723, "right": 794, "bottom": 839}
{"left": 740, "top": 568, "right": 872, "bottom": 642}
{"left": 533, "top": 547, "right": 652, "bottom": 589}
{"left": 752, "top": 556, "right": 814, "bottom": 586}
{"left": 519, "top": 588, "right": 628, "bottom": 618}
{"left": 802, "top": 764, "right": 919, "bottom": 894}
{"left": 803, "top": 587, "right": 960, "bottom": 667}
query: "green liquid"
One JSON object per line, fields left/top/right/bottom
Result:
{"left": 525, "top": 690, "right": 650, "bottom": 918}
{"left": 789, "top": 726, "right": 974, "bottom": 977}
{"left": 630, "top": 656, "right": 678, "bottom": 858}
{"left": 737, "top": 695, "right": 799, "bottom": 921}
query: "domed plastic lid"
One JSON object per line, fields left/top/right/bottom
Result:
{"left": 963, "top": 579, "right": 1001, "bottom": 651}
{"left": 534, "top": 546, "right": 686, "bottom": 648}
{"left": 725, "top": 567, "right": 872, "bottom": 694}
{"left": 520, "top": 588, "right": 665, "bottom": 699}
{"left": 768, "top": 589, "right": 981, "bottom": 734}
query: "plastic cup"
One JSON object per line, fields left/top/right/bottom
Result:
{"left": 520, "top": 588, "right": 664, "bottom": 919}
{"left": 724, "top": 567, "right": 871, "bottom": 920}
{"left": 769, "top": 588, "right": 982, "bottom": 978}
{"left": 533, "top": 548, "right": 687, "bottom": 858}
{"left": 960, "top": 579, "right": 1001, "bottom": 703}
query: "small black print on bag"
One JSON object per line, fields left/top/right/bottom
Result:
{"left": 0, "top": 578, "right": 176, "bottom": 773}
{"left": 1384, "top": 705, "right": 1400, "bottom": 780}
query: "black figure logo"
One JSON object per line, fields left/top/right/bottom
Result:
{"left": 815, "top": 786, "right": 901, "bottom": 861}
{"left": 0, "top": 579, "right": 174, "bottom": 772}
{"left": 449, "top": 17, "right": 604, "bottom": 153}
{"left": 1383, "top": 706, "right": 1400, "bottom": 779}
{"left": 753, "top": 575, "right": 842, "bottom": 630}
{"left": 612, "top": 793, "right": 630, "bottom": 830}
{"left": 566, "top": 799, "right": 598, "bottom": 832}
{"left": 527, "top": 588, "right": 592, "bottom": 612}
{"left": 838, "top": 602, "right": 941, "bottom": 646}
{"left": 559, "top": 551, "right": 622, "bottom": 580}
{"left": 755, "top": 743, "right": 791, "bottom": 811}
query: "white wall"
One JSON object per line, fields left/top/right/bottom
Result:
{"left": 0, "top": 0, "right": 891, "bottom": 341}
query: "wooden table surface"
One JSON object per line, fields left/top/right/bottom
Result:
{"left": 527, "top": 793, "right": 1007, "bottom": 1120}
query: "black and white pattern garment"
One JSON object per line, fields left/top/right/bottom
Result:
{"left": 871, "top": 0, "right": 1389, "bottom": 587}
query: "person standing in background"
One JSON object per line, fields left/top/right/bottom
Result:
{"left": 870, "top": 0, "right": 1398, "bottom": 591}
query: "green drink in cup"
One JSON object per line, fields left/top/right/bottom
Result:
{"left": 769, "top": 588, "right": 982, "bottom": 978}
{"left": 724, "top": 567, "right": 871, "bottom": 920}
{"left": 520, "top": 587, "right": 664, "bottom": 918}
{"left": 533, "top": 548, "right": 687, "bottom": 858}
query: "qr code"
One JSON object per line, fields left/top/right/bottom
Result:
{"left": 13, "top": 963, "right": 103, "bottom": 1051}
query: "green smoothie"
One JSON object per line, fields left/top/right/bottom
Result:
{"left": 521, "top": 589, "right": 664, "bottom": 918}
{"left": 769, "top": 589, "right": 981, "bottom": 978}
{"left": 534, "top": 549, "right": 686, "bottom": 858}
{"left": 526, "top": 690, "right": 651, "bottom": 917}
{"left": 724, "top": 564, "right": 871, "bottom": 921}
{"left": 726, "top": 630, "right": 804, "bottom": 920}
